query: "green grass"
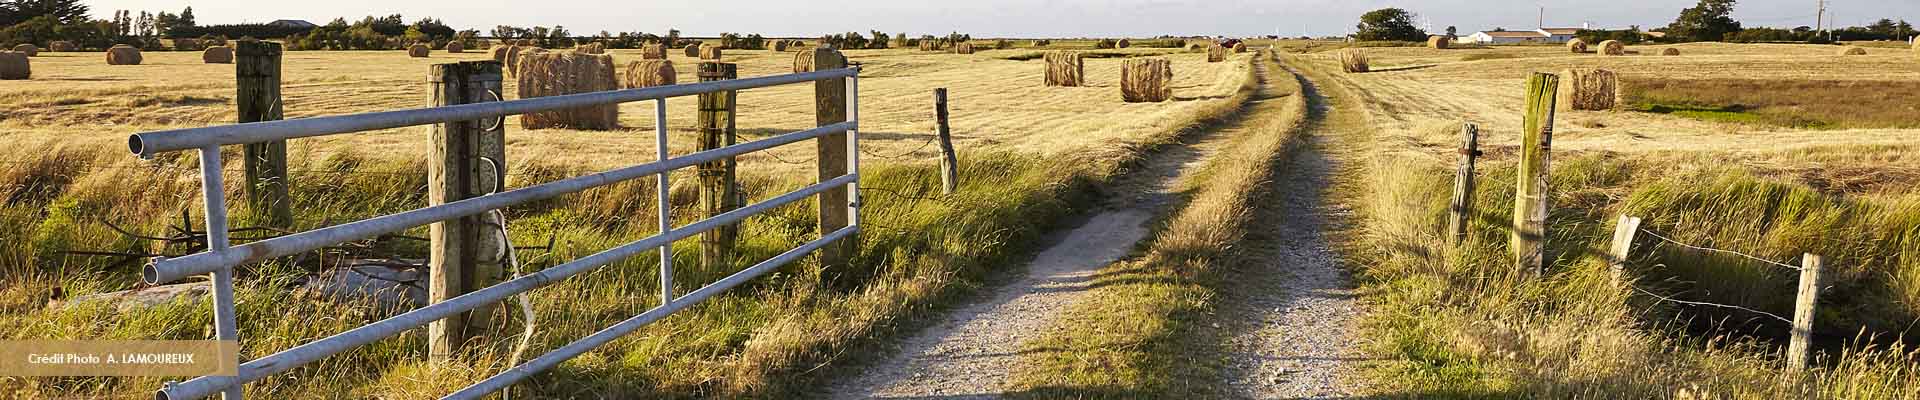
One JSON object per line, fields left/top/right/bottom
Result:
{"left": 1622, "top": 78, "right": 1920, "bottom": 130}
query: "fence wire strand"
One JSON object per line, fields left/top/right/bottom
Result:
{"left": 1636, "top": 228, "right": 1803, "bottom": 271}
{"left": 1627, "top": 283, "right": 1793, "bottom": 324}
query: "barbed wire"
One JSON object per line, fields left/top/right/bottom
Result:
{"left": 859, "top": 134, "right": 940, "bottom": 161}
{"left": 1636, "top": 228, "right": 1804, "bottom": 271}
{"left": 1627, "top": 283, "right": 1793, "bottom": 325}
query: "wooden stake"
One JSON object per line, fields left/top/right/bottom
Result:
{"left": 1787, "top": 253, "right": 1823, "bottom": 374}
{"left": 1447, "top": 122, "right": 1479, "bottom": 246}
{"left": 810, "top": 48, "right": 854, "bottom": 268}
{"left": 698, "top": 62, "right": 739, "bottom": 269}
{"left": 935, "top": 88, "right": 958, "bottom": 195}
{"left": 1606, "top": 214, "right": 1642, "bottom": 287}
{"left": 1512, "top": 72, "right": 1558, "bottom": 278}
{"left": 426, "top": 61, "right": 508, "bottom": 362}
{"left": 236, "top": 41, "right": 291, "bottom": 228}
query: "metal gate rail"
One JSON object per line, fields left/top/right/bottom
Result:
{"left": 125, "top": 66, "right": 862, "bottom": 400}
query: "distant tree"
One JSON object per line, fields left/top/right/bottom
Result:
{"left": 2, "top": 0, "right": 91, "bottom": 26}
{"left": 1354, "top": 8, "right": 1426, "bottom": 41}
{"left": 1665, "top": 0, "right": 1741, "bottom": 42}
{"left": 178, "top": 6, "right": 194, "bottom": 27}
{"left": 1445, "top": 25, "right": 1457, "bottom": 38}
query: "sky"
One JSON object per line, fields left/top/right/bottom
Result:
{"left": 84, "top": 0, "right": 1919, "bottom": 38}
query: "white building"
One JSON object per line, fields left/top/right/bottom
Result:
{"left": 1463, "top": 27, "right": 1585, "bottom": 44}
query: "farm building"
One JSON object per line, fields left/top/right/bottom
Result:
{"left": 1463, "top": 27, "right": 1583, "bottom": 44}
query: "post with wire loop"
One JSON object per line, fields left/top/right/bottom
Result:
{"left": 698, "top": 61, "right": 741, "bottom": 269}
{"left": 236, "top": 40, "right": 291, "bottom": 228}
{"left": 1446, "top": 122, "right": 1479, "bottom": 246}
{"left": 1606, "top": 214, "right": 1642, "bottom": 288}
{"left": 934, "top": 88, "right": 958, "bottom": 195}
{"left": 810, "top": 48, "right": 857, "bottom": 268}
{"left": 1512, "top": 72, "right": 1557, "bottom": 278}
{"left": 426, "top": 61, "right": 510, "bottom": 362}
{"left": 1787, "top": 253, "right": 1823, "bottom": 375}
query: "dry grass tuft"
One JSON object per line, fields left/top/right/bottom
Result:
{"left": 1207, "top": 44, "right": 1227, "bottom": 62}
{"left": 201, "top": 46, "right": 233, "bottom": 64}
{"left": 516, "top": 51, "right": 618, "bottom": 130}
{"left": 1600, "top": 40, "right": 1626, "bottom": 56}
{"left": 1428, "top": 35, "right": 1452, "bottom": 49}
{"left": 699, "top": 44, "right": 721, "bottom": 60}
{"left": 1661, "top": 47, "right": 1681, "bottom": 56}
{"left": 445, "top": 41, "right": 464, "bottom": 53}
{"left": 105, "top": 45, "right": 140, "bottom": 65}
{"left": 1043, "top": 51, "right": 1084, "bottom": 87}
{"left": 1841, "top": 46, "right": 1869, "bottom": 56}
{"left": 0, "top": 51, "right": 28, "bottom": 80}
{"left": 622, "top": 60, "right": 675, "bottom": 89}
{"left": 1120, "top": 57, "right": 1172, "bottom": 102}
{"left": 407, "top": 44, "right": 429, "bottom": 58}
{"left": 48, "top": 41, "right": 74, "bottom": 52}
{"left": 1338, "top": 48, "right": 1369, "bottom": 73}
{"left": 1568, "top": 38, "right": 1589, "bottom": 53}
{"left": 1564, "top": 68, "right": 1618, "bottom": 111}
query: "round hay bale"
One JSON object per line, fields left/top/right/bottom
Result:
{"left": 1598, "top": 40, "right": 1625, "bottom": 56}
{"left": 491, "top": 45, "right": 513, "bottom": 64}
{"left": 1035, "top": 39, "right": 1052, "bottom": 47}
{"left": 698, "top": 44, "right": 721, "bottom": 60}
{"left": 106, "top": 45, "right": 142, "bottom": 65}
{"left": 508, "top": 47, "right": 546, "bottom": 76}
{"left": 12, "top": 44, "right": 37, "bottom": 56}
{"left": 793, "top": 47, "right": 844, "bottom": 73}
{"left": 203, "top": 36, "right": 229, "bottom": 47}
{"left": 1562, "top": 68, "right": 1617, "bottom": 111}
{"left": 49, "top": 41, "right": 75, "bottom": 52}
{"left": 574, "top": 42, "right": 605, "bottom": 55}
{"left": 0, "top": 51, "right": 29, "bottom": 80}
{"left": 1120, "top": 58, "right": 1172, "bottom": 102}
{"left": 1427, "top": 35, "right": 1451, "bottom": 49}
{"left": 1567, "top": 38, "right": 1588, "bottom": 53}
{"left": 772, "top": 40, "right": 790, "bottom": 52}
{"left": 516, "top": 51, "right": 619, "bottom": 130}
{"left": 1117, "top": 38, "right": 1131, "bottom": 48}
{"left": 1913, "top": 40, "right": 1920, "bottom": 57}
{"left": 1660, "top": 48, "right": 1681, "bottom": 56}
{"left": 642, "top": 44, "right": 667, "bottom": 60}
{"left": 623, "top": 60, "right": 676, "bottom": 89}
{"left": 1207, "top": 44, "right": 1227, "bottom": 62}
{"left": 202, "top": 46, "right": 234, "bottom": 64}
{"left": 446, "top": 41, "right": 465, "bottom": 53}
{"left": 408, "top": 44, "right": 430, "bottom": 58}
{"left": 1232, "top": 42, "right": 1248, "bottom": 53}
{"left": 1043, "top": 51, "right": 1084, "bottom": 87}
{"left": 1186, "top": 43, "right": 1204, "bottom": 53}
{"left": 1338, "top": 49, "right": 1369, "bottom": 73}
{"left": 953, "top": 42, "right": 975, "bottom": 54}
{"left": 173, "top": 38, "right": 202, "bottom": 51}
{"left": 684, "top": 43, "right": 700, "bottom": 57}
{"left": 1840, "top": 46, "right": 1868, "bottom": 56}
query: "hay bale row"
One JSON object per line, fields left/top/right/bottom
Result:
{"left": 642, "top": 44, "right": 667, "bottom": 60}
{"left": 516, "top": 51, "right": 619, "bottom": 130}
{"left": 623, "top": 60, "right": 676, "bottom": 89}
{"left": 1599, "top": 40, "right": 1625, "bottom": 56}
{"left": 49, "top": 41, "right": 75, "bottom": 52}
{"left": 699, "top": 44, "right": 722, "bottom": 60}
{"left": 1567, "top": 38, "right": 1588, "bottom": 53}
{"left": 107, "top": 44, "right": 142, "bottom": 65}
{"left": 1428, "top": 35, "right": 1451, "bottom": 49}
{"left": 408, "top": 44, "right": 430, "bottom": 58}
{"left": 918, "top": 41, "right": 940, "bottom": 51}
{"left": 1120, "top": 58, "right": 1172, "bottom": 103}
{"left": 1338, "top": 49, "right": 1368, "bottom": 73}
{"left": 12, "top": 44, "right": 36, "bottom": 56}
{"left": 1564, "top": 68, "right": 1617, "bottom": 111}
{"left": 1043, "top": 51, "right": 1084, "bottom": 87}
{"left": 952, "top": 42, "right": 974, "bottom": 54}
{"left": 683, "top": 43, "right": 700, "bottom": 57}
{"left": 0, "top": 51, "right": 28, "bottom": 80}
{"left": 446, "top": 41, "right": 466, "bottom": 53}
{"left": 1840, "top": 46, "right": 1868, "bottom": 56}
{"left": 575, "top": 42, "right": 604, "bottom": 54}
{"left": 203, "top": 46, "right": 234, "bottom": 64}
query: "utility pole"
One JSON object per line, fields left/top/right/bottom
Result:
{"left": 1816, "top": 0, "right": 1827, "bottom": 37}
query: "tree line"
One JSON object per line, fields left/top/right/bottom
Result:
{"left": 1351, "top": 0, "right": 1912, "bottom": 45}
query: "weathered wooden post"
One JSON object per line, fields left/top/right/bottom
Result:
{"left": 934, "top": 88, "right": 958, "bottom": 195}
{"left": 1447, "top": 122, "right": 1479, "bottom": 246}
{"left": 1512, "top": 73, "right": 1558, "bottom": 277}
{"left": 236, "top": 40, "right": 291, "bottom": 228}
{"left": 1606, "top": 214, "right": 1642, "bottom": 287}
{"left": 698, "top": 61, "right": 740, "bottom": 268}
{"left": 426, "top": 61, "right": 508, "bottom": 362}
{"left": 809, "top": 48, "right": 855, "bottom": 267}
{"left": 1787, "top": 253, "right": 1824, "bottom": 374}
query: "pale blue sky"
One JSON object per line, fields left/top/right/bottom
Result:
{"left": 86, "top": 0, "right": 1917, "bottom": 38}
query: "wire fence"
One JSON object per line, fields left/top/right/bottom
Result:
{"left": 1619, "top": 224, "right": 1810, "bottom": 326}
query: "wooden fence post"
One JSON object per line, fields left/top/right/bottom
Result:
{"left": 698, "top": 62, "right": 740, "bottom": 268}
{"left": 1606, "top": 214, "right": 1642, "bottom": 287}
{"left": 1447, "top": 122, "right": 1479, "bottom": 246}
{"left": 426, "top": 61, "right": 508, "bottom": 362}
{"left": 934, "top": 88, "right": 958, "bottom": 195}
{"left": 810, "top": 48, "right": 854, "bottom": 268}
{"left": 1787, "top": 253, "right": 1823, "bottom": 374}
{"left": 236, "top": 40, "right": 292, "bottom": 228}
{"left": 1512, "top": 72, "right": 1558, "bottom": 278}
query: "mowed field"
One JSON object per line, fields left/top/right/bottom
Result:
{"left": 0, "top": 44, "right": 1254, "bottom": 398}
